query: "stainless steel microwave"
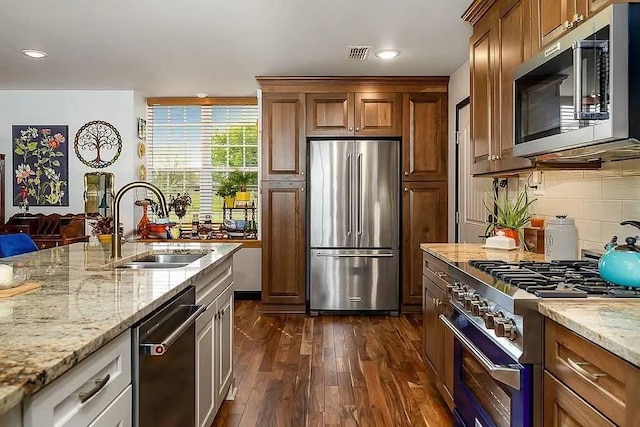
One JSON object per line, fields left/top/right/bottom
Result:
{"left": 513, "top": 4, "right": 640, "bottom": 163}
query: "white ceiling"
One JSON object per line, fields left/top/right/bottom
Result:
{"left": 0, "top": 0, "right": 472, "bottom": 97}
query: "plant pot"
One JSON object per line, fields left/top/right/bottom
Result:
{"left": 497, "top": 228, "right": 519, "bottom": 245}
{"left": 236, "top": 191, "right": 251, "bottom": 202}
{"left": 224, "top": 196, "right": 236, "bottom": 208}
{"left": 97, "top": 234, "right": 112, "bottom": 244}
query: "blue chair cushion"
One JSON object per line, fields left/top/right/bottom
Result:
{"left": 0, "top": 234, "right": 39, "bottom": 258}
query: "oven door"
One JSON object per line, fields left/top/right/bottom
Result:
{"left": 441, "top": 309, "right": 532, "bottom": 427}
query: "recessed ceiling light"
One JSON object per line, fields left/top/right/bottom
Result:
{"left": 375, "top": 49, "right": 400, "bottom": 60}
{"left": 195, "top": 92, "right": 208, "bottom": 98}
{"left": 22, "top": 49, "right": 48, "bottom": 59}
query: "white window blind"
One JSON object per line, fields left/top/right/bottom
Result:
{"left": 147, "top": 103, "right": 258, "bottom": 223}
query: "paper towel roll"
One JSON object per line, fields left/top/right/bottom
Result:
{"left": 0, "top": 265, "right": 14, "bottom": 285}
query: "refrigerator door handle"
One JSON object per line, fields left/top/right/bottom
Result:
{"left": 346, "top": 152, "right": 352, "bottom": 237}
{"left": 356, "top": 153, "right": 363, "bottom": 240}
{"left": 316, "top": 252, "right": 395, "bottom": 258}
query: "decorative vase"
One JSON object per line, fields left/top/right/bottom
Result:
{"left": 498, "top": 228, "right": 519, "bottom": 245}
{"left": 137, "top": 204, "right": 151, "bottom": 239}
{"left": 224, "top": 196, "right": 236, "bottom": 208}
{"left": 97, "top": 234, "right": 112, "bottom": 244}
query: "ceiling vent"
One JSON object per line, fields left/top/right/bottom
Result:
{"left": 345, "top": 46, "right": 372, "bottom": 61}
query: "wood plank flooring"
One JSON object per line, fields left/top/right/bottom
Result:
{"left": 212, "top": 300, "right": 453, "bottom": 427}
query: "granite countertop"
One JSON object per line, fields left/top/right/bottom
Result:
{"left": 0, "top": 241, "right": 242, "bottom": 415}
{"left": 539, "top": 301, "right": 640, "bottom": 367}
{"left": 420, "top": 243, "right": 546, "bottom": 264}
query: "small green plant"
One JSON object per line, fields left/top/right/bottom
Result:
{"left": 484, "top": 190, "right": 536, "bottom": 242}
{"left": 228, "top": 170, "right": 257, "bottom": 192}
{"left": 215, "top": 176, "right": 239, "bottom": 198}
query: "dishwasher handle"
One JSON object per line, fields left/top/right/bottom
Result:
{"left": 140, "top": 304, "right": 206, "bottom": 356}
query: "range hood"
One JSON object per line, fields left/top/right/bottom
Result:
{"left": 527, "top": 138, "right": 640, "bottom": 164}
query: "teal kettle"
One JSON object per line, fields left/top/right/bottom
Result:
{"left": 598, "top": 221, "right": 640, "bottom": 288}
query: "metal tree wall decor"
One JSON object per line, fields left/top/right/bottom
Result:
{"left": 74, "top": 120, "right": 123, "bottom": 168}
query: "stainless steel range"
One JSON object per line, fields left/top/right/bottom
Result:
{"left": 444, "top": 255, "right": 639, "bottom": 427}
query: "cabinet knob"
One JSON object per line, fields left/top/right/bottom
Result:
{"left": 301, "top": 171, "right": 304, "bottom": 175}
{"left": 404, "top": 171, "right": 409, "bottom": 176}
{"left": 356, "top": 127, "right": 360, "bottom": 131}
{"left": 301, "top": 187, "right": 305, "bottom": 192}
{"left": 349, "top": 127, "right": 354, "bottom": 131}
{"left": 404, "top": 187, "right": 409, "bottom": 192}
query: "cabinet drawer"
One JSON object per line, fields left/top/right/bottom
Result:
{"left": 543, "top": 371, "right": 615, "bottom": 427}
{"left": 422, "top": 253, "right": 452, "bottom": 293}
{"left": 196, "top": 258, "right": 233, "bottom": 306}
{"left": 24, "top": 330, "right": 132, "bottom": 427}
{"left": 88, "top": 386, "right": 132, "bottom": 427}
{"left": 545, "top": 320, "right": 640, "bottom": 426}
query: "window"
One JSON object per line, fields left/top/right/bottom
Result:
{"left": 147, "top": 100, "right": 258, "bottom": 224}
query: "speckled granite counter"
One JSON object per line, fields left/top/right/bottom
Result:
{"left": 420, "top": 243, "right": 545, "bottom": 264}
{"left": 0, "top": 241, "right": 241, "bottom": 415}
{"left": 539, "top": 301, "right": 640, "bottom": 367}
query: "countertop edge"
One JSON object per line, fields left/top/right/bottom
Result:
{"left": 538, "top": 303, "right": 640, "bottom": 367}
{"left": 0, "top": 242, "right": 242, "bottom": 416}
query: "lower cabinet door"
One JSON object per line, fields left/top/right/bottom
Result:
{"left": 88, "top": 386, "right": 132, "bottom": 427}
{"left": 543, "top": 371, "right": 615, "bottom": 427}
{"left": 216, "top": 284, "right": 234, "bottom": 403}
{"left": 196, "top": 301, "right": 217, "bottom": 427}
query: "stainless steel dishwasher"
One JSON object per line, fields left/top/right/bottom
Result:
{"left": 133, "top": 286, "right": 205, "bottom": 427}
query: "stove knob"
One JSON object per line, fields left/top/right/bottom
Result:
{"left": 483, "top": 311, "right": 504, "bottom": 329}
{"left": 446, "top": 282, "right": 462, "bottom": 297}
{"left": 463, "top": 293, "right": 480, "bottom": 310}
{"left": 453, "top": 288, "right": 466, "bottom": 301}
{"left": 495, "top": 318, "right": 518, "bottom": 340}
{"left": 471, "top": 300, "right": 488, "bottom": 317}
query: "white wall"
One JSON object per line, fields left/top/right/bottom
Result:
{"left": 0, "top": 90, "right": 140, "bottom": 233}
{"left": 232, "top": 247, "right": 261, "bottom": 291}
{"left": 448, "top": 62, "right": 470, "bottom": 242}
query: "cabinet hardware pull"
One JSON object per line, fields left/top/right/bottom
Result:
{"left": 404, "top": 188, "right": 409, "bottom": 192}
{"left": 349, "top": 127, "right": 354, "bottom": 131}
{"left": 301, "top": 187, "right": 305, "bottom": 192}
{"left": 562, "top": 20, "right": 570, "bottom": 30}
{"left": 356, "top": 127, "right": 360, "bottom": 131}
{"left": 566, "top": 357, "right": 607, "bottom": 382}
{"left": 79, "top": 374, "right": 110, "bottom": 404}
{"left": 301, "top": 171, "right": 305, "bottom": 175}
{"left": 404, "top": 171, "right": 409, "bottom": 176}
{"left": 435, "top": 271, "right": 447, "bottom": 278}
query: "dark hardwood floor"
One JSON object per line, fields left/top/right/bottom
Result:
{"left": 212, "top": 300, "right": 453, "bottom": 427}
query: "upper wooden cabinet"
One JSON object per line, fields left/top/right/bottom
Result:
{"left": 306, "top": 92, "right": 402, "bottom": 137}
{"left": 466, "top": 0, "right": 534, "bottom": 175}
{"left": 262, "top": 92, "right": 305, "bottom": 181}
{"left": 537, "top": 0, "right": 588, "bottom": 47}
{"left": 402, "top": 93, "right": 448, "bottom": 181}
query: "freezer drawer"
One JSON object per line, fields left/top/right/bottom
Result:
{"left": 309, "top": 249, "right": 399, "bottom": 311}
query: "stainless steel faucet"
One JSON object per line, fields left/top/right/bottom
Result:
{"left": 111, "top": 181, "right": 169, "bottom": 259}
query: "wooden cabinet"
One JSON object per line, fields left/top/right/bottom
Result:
{"left": 196, "top": 299, "right": 217, "bottom": 427}
{"left": 306, "top": 92, "right": 402, "bottom": 137}
{"left": 261, "top": 180, "right": 306, "bottom": 312}
{"left": 537, "top": 0, "right": 588, "bottom": 47}
{"left": 402, "top": 93, "right": 448, "bottom": 181}
{"left": 543, "top": 371, "right": 615, "bottom": 427}
{"left": 215, "top": 284, "right": 234, "bottom": 402}
{"left": 421, "top": 253, "right": 454, "bottom": 409}
{"left": 262, "top": 92, "right": 305, "bottom": 181}
{"left": 402, "top": 182, "right": 448, "bottom": 307}
{"left": 195, "top": 260, "right": 235, "bottom": 427}
{"left": 466, "top": 0, "right": 534, "bottom": 175}
{"left": 544, "top": 319, "right": 640, "bottom": 426}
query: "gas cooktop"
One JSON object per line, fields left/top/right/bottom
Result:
{"left": 468, "top": 260, "right": 640, "bottom": 299}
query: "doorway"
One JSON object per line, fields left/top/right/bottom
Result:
{"left": 455, "top": 99, "right": 492, "bottom": 243}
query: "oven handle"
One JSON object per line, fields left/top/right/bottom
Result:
{"left": 439, "top": 314, "right": 521, "bottom": 390}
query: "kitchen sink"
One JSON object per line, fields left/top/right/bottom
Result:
{"left": 116, "top": 253, "right": 206, "bottom": 269}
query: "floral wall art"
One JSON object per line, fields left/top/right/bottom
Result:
{"left": 12, "top": 125, "right": 69, "bottom": 207}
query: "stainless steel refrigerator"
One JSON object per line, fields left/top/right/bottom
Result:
{"left": 309, "top": 139, "right": 399, "bottom": 314}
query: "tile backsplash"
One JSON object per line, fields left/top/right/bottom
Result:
{"left": 514, "top": 159, "right": 640, "bottom": 252}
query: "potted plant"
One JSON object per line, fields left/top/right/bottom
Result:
{"left": 229, "top": 170, "right": 257, "bottom": 202}
{"left": 483, "top": 190, "right": 536, "bottom": 245}
{"left": 91, "top": 216, "right": 114, "bottom": 244}
{"left": 216, "top": 176, "right": 239, "bottom": 208}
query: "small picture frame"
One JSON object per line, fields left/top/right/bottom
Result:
{"left": 137, "top": 118, "right": 147, "bottom": 140}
